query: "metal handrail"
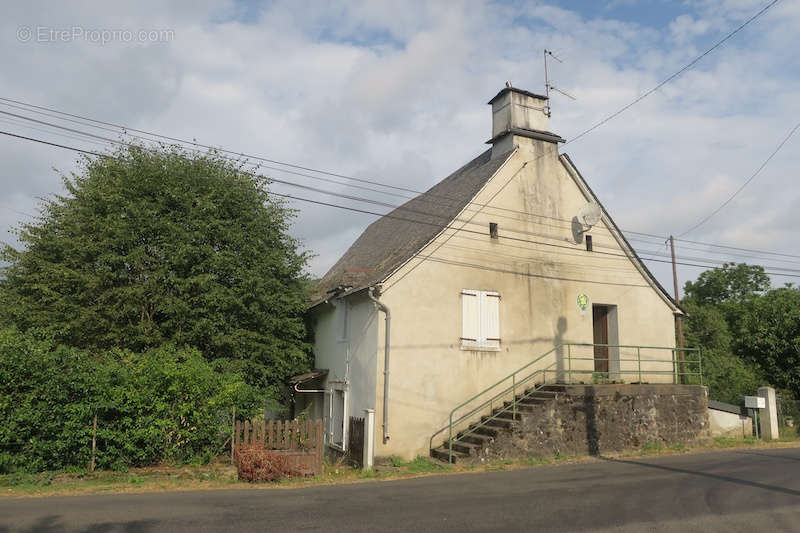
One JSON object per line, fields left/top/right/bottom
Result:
{"left": 429, "top": 343, "right": 702, "bottom": 463}
{"left": 428, "top": 346, "right": 563, "bottom": 462}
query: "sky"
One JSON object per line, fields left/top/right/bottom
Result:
{"left": 1, "top": 0, "right": 799, "bottom": 293}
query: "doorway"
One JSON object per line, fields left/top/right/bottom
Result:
{"left": 592, "top": 305, "right": 610, "bottom": 374}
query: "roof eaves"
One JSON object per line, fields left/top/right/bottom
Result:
{"left": 486, "top": 127, "right": 566, "bottom": 145}
{"left": 488, "top": 87, "right": 549, "bottom": 104}
{"left": 307, "top": 285, "right": 369, "bottom": 312}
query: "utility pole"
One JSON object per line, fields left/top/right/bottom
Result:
{"left": 669, "top": 235, "right": 687, "bottom": 383}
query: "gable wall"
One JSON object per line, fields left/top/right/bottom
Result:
{"left": 373, "top": 138, "right": 678, "bottom": 458}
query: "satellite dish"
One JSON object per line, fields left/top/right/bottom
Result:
{"left": 577, "top": 202, "right": 602, "bottom": 229}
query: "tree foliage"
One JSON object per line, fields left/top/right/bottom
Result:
{"left": 684, "top": 263, "right": 770, "bottom": 307}
{"left": 683, "top": 263, "right": 800, "bottom": 404}
{"left": 0, "top": 328, "right": 260, "bottom": 473}
{"left": 736, "top": 288, "right": 800, "bottom": 398}
{"left": 0, "top": 145, "right": 311, "bottom": 390}
{"left": 682, "top": 301, "right": 762, "bottom": 404}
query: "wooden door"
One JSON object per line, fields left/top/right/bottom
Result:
{"left": 593, "top": 306, "right": 609, "bottom": 374}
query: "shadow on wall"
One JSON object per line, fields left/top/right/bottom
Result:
{"left": 555, "top": 316, "right": 567, "bottom": 382}
{"left": 571, "top": 217, "right": 585, "bottom": 244}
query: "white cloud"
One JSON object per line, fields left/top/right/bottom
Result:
{"left": 0, "top": 0, "right": 798, "bottom": 291}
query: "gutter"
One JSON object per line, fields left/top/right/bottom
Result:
{"left": 368, "top": 286, "right": 391, "bottom": 444}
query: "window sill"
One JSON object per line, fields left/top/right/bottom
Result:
{"left": 460, "top": 346, "right": 501, "bottom": 352}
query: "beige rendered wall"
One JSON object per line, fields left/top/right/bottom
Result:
{"left": 708, "top": 408, "right": 753, "bottom": 438}
{"left": 373, "top": 137, "right": 679, "bottom": 459}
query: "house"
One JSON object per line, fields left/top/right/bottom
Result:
{"left": 299, "top": 86, "right": 685, "bottom": 460}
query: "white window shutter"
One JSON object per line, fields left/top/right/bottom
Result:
{"left": 484, "top": 292, "right": 500, "bottom": 349}
{"left": 461, "top": 290, "right": 479, "bottom": 348}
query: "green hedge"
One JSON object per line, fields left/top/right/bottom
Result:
{"left": 0, "top": 329, "right": 260, "bottom": 473}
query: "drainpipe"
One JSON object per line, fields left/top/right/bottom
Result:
{"left": 368, "top": 286, "right": 391, "bottom": 444}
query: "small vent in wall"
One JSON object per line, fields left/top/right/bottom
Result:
{"left": 586, "top": 235, "right": 593, "bottom": 252}
{"left": 490, "top": 222, "right": 499, "bottom": 239}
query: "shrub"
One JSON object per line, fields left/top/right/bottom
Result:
{"left": 0, "top": 328, "right": 261, "bottom": 473}
{"left": 235, "top": 444, "right": 298, "bottom": 482}
{"left": 0, "top": 329, "right": 102, "bottom": 473}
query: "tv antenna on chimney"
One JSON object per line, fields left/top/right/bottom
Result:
{"left": 543, "top": 49, "right": 575, "bottom": 117}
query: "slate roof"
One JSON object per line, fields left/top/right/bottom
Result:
{"left": 310, "top": 148, "right": 514, "bottom": 305}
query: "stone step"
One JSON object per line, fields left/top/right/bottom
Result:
{"left": 539, "top": 384, "right": 567, "bottom": 393}
{"left": 492, "top": 410, "right": 523, "bottom": 422}
{"left": 458, "top": 433, "right": 492, "bottom": 446}
{"left": 520, "top": 390, "right": 557, "bottom": 399}
{"left": 517, "top": 398, "right": 550, "bottom": 408}
{"left": 450, "top": 440, "right": 480, "bottom": 455}
{"left": 430, "top": 446, "right": 467, "bottom": 463}
{"left": 503, "top": 401, "right": 539, "bottom": 412}
{"left": 471, "top": 425, "right": 501, "bottom": 437}
{"left": 480, "top": 415, "right": 514, "bottom": 427}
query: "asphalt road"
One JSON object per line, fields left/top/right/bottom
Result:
{"left": 2, "top": 447, "right": 800, "bottom": 532}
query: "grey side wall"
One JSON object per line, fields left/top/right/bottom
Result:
{"left": 305, "top": 292, "right": 378, "bottom": 448}
{"left": 480, "top": 384, "right": 709, "bottom": 461}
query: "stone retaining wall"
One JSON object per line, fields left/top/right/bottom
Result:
{"left": 480, "top": 384, "right": 709, "bottom": 461}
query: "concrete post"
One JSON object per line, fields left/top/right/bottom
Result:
{"left": 363, "top": 408, "right": 375, "bottom": 470}
{"left": 757, "top": 387, "right": 779, "bottom": 440}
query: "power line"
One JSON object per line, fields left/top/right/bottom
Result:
{"left": 679, "top": 119, "right": 800, "bottom": 237}
{"left": 0, "top": 203, "right": 36, "bottom": 219}
{"left": 2, "top": 62, "right": 794, "bottom": 259}
{"left": 0, "top": 0, "right": 785, "bottom": 254}
{"left": 0, "top": 112, "right": 628, "bottom": 246}
{"left": 675, "top": 236, "right": 800, "bottom": 260}
{"left": 5, "top": 127, "right": 800, "bottom": 282}
{"left": 8, "top": 106, "right": 799, "bottom": 262}
{"left": 2, "top": 120, "right": 799, "bottom": 276}
{"left": 567, "top": 0, "right": 781, "bottom": 145}
{"left": 0, "top": 103, "right": 642, "bottom": 241}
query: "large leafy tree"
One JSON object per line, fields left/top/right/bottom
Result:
{"left": 684, "top": 262, "right": 770, "bottom": 307}
{"left": 682, "top": 301, "right": 763, "bottom": 404}
{"left": 0, "top": 145, "right": 311, "bottom": 390}
{"left": 682, "top": 263, "right": 800, "bottom": 405}
{"left": 737, "top": 287, "right": 800, "bottom": 398}
{"left": 682, "top": 263, "right": 770, "bottom": 403}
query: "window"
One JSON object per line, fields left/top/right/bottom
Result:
{"left": 489, "top": 222, "right": 499, "bottom": 239}
{"left": 328, "top": 387, "right": 347, "bottom": 450}
{"left": 461, "top": 290, "right": 501, "bottom": 350}
{"left": 586, "top": 235, "right": 593, "bottom": 252}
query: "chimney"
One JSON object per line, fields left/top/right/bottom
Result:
{"left": 487, "top": 86, "right": 564, "bottom": 158}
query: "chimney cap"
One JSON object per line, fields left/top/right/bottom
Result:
{"left": 488, "top": 86, "right": 548, "bottom": 105}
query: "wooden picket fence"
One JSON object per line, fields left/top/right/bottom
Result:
{"left": 233, "top": 418, "right": 324, "bottom": 476}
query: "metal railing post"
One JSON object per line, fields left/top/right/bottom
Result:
{"left": 698, "top": 350, "right": 703, "bottom": 386}
{"left": 673, "top": 350, "right": 677, "bottom": 384}
{"left": 448, "top": 413, "right": 453, "bottom": 464}
{"left": 637, "top": 346, "right": 642, "bottom": 383}
{"left": 512, "top": 374, "right": 517, "bottom": 420}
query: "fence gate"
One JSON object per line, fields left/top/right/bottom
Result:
{"left": 233, "top": 418, "right": 324, "bottom": 476}
{"left": 347, "top": 416, "right": 365, "bottom": 468}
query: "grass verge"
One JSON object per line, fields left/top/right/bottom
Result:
{"left": 3, "top": 431, "right": 799, "bottom": 498}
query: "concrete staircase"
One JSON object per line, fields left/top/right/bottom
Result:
{"left": 430, "top": 385, "right": 564, "bottom": 463}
